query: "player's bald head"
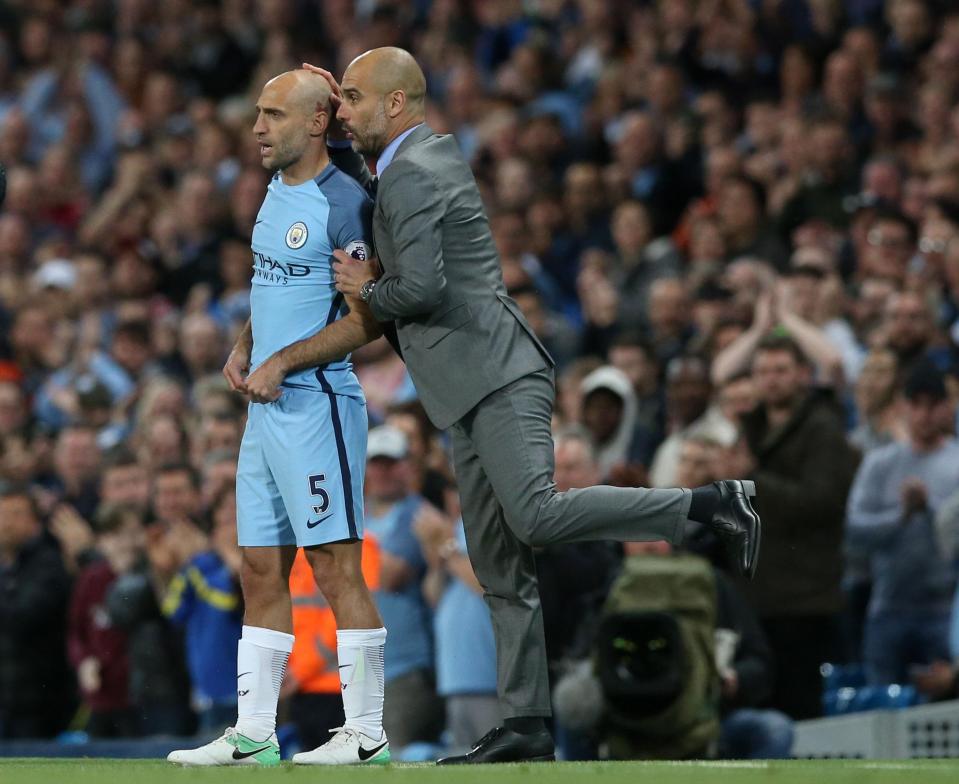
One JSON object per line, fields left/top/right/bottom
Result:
{"left": 263, "top": 70, "right": 332, "bottom": 117}
{"left": 346, "top": 47, "right": 426, "bottom": 115}
{"left": 254, "top": 71, "right": 333, "bottom": 175}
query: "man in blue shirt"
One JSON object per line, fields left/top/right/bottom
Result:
{"left": 846, "top": 363, "right": 959, "bottom": 685}
{"left": 361, "top": 425, "right": 443, "bottom": 749}
{"left": 168, "top": 70, "right": 389, "bottom": 768}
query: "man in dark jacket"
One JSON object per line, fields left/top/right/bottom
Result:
{"left": 726, "top": 334, "right": 860, "bottom": 719}
{"left": 0, "top": 484, "right": 75, "bottom": 738}
{"left": 715, "top": 572, "right": 793, "bottom": 759}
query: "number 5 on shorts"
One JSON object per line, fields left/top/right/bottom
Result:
{"left": 309, "top": 474, "right": 330, "bottom": 515}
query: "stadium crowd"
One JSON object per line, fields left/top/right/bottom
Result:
{"left": 2, "top": 0, "right": 959, "bottom": 760}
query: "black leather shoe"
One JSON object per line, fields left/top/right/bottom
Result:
{"left": 436, "top": 726, "right": 555, "bottom": 764}
{"left": 709, "top": 479, "right": 761, "bottom": 579}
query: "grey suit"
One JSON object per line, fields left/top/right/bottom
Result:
{"left": 333, "top": 127, "right": 691, "bottom": 717}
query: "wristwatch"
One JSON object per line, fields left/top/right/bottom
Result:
{"left": 359, "top": 278, "right": 377, "bottom": 303}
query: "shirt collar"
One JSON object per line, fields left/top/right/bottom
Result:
{"left": 375, "top": 124, "right": 423, "bottom": 176}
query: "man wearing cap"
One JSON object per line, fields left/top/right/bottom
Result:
{"left": 297, "top": 48, "right": 761, "bottom": 764}
{"left": 362, "top": 425, "right": 442, "bottom": 748}
{"left": 846, "top": 362, "right": 959, "bottom": 686}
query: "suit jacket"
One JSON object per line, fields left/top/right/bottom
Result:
{"left": 332, "top": 125, "right": 552, "bottom": 429}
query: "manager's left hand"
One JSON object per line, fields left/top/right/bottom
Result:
{"left": 333, "top": 249, "right": 380, "bottom": 298}
{"left": 245, "top": 354, "right": 285, "bottom": 403}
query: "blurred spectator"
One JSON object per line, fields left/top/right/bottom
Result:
{"left": 714, "top": 564, "right": 794, "bottom": 760}
{"left": 608, "top": 332, "right": 666, "bottom": 446}
{"left": 99, "top": 449, "right": 150, "bottom": 513}
{"left": 649, "top": 356, "right": 736, "bottom": 489}
{"left": 151, "top": 463, "right": 203, "bottom": 527}
{"left": 713, "top": 281, "right": 844, "bottom": 388}
{"left": 416, "top": 500, "right": 500, "bottom": 755}
{"left": 880, "top": 290, "right": 942, "bottom": 375}
{"left": 778, "top": 115, "right": 857, "bottom": 237}
{"left": 0, "top": 484, "right": 75, "bottom": 739}
{"left": 846, "top": 363, "right": 959, "bottom": 685}
{"left": 68, "top": 504, "right": 145, "bottom": 738}
{"left": 850, "top": 348, "right": 904, "bottom": 452}
{"left": 733, "top": 335, "right": 860, "bottom": 719}
{"left": 645, "top": 278, "right": 695, "bottom": 366}
{"left": 717, "top": 175, "right": 787, "bottom": 269}
{"left": 860, "top": 209, "right": 917, "bottom": 284}
{"left": 162, "top": 312, "right": 227, "bottom": 386}
{"left": 384, "top": 401, "right": 452, "bottom": 514}
{"left": 537, "top": 428, "right": 621, "bottom": 678}
{"left": 579, "top": 366, "right": 654, "bottom": 483}
{"left": 105, "top": 520, "right": 194, "bottom": 736}
{"left": 787, "top": 247, "right": 866, "bottom": 383}
{"left": 0, "top": 380, "right": 28, "bottom": 436}
{"left": 362, "top": 425, "right": 443, "bottom": 748}
{"left": 716, "top": 372, "right": 757, "bottom": 427}
{"left": 608, "top": 201, "right": 680, "bottom": 331}
{"left": 161, "top": 481, "right": 242, "bottom": 732}
{"left": 49, "top": 424, "right": 102, "bottom": 520}
{"left": 353, "top": 336, "right": 415, "bottom": 424}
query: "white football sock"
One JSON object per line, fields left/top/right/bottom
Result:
{"left": 234, "top": 625, "right": 295, "bottom": 742}
{"left": 337, "top": 627, "right": 387, "bottom": 741}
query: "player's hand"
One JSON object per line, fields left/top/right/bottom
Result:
{"left": 245, "top": 354, "right": 285, "bottom": 404}
{"left": 223, "top": 344, "right": 251, "bottom": 394}
{"left": 333, "top": 249, "right": 379, "bottom": 298}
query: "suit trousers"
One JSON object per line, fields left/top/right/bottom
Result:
{"left": 449, "top": 368, "right": 691, "bottom": 717}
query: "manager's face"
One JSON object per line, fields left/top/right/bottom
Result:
{"left": 338, "top": 61, "right": 391, "bottom": 159}
{"left": 253, "top": 78, "right": 313, "bottom": 172}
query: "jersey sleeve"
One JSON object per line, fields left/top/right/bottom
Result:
{"left": 326, "top": 184, "right": 374, "bottom": 263}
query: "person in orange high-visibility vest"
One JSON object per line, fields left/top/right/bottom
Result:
{"left": 286, "top": 534, "right": 382, "bottom": 751}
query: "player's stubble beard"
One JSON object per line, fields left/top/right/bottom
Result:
{"left": 268, "top": 127, "right": 310, "bottom": 174}
{"left": 350, "top": 99, "right": 390, "bottom": 159}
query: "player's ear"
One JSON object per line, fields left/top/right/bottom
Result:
{"left": 310, "top": 104, "right": 330, "bottom": 137}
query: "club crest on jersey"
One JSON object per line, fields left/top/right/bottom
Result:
{"left": 344, "top": 240, "right": 371, "bottom": 261}
{"left": 285, "top": 221, "right": 309, "bottom": 249}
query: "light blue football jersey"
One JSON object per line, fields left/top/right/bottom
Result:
{"left": 249, "top": 163, "right": 373, "bottom": 398}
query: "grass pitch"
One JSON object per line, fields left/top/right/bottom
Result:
{"left": 3, "top": 759, "right": 959, "bottom": 784}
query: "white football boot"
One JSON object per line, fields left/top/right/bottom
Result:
{"left": 292, "top": 726, "right": 390, "bottom": 765}
{"left": 167, "top": 726, "right": 280, "bottom": 766}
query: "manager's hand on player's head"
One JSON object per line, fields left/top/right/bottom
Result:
{"left": 302, "top": 62, "right": 342, "bottom": 103}
{"left": 302, "top": 63, "right": 347, "bottom": 141}
{"left": 333, "top": 248, "right": 379, "bottom": 298}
